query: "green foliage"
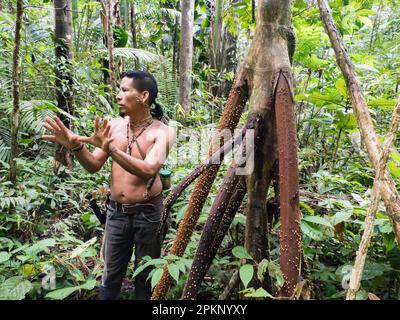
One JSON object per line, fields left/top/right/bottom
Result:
{"left": 0, "top": 277, "right": 33, "bottom": 300}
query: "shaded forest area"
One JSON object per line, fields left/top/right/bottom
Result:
{"left": 0, "top": 0, "right": 400, "bottom": 300}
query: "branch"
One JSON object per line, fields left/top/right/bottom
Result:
{"left": 346, "top": 97, "right": 400, "bottom": 300}
{"left": 318, "top": 0, "right": 400, "bottom": 244}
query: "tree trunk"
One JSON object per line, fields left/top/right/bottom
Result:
{"left": 129, "top": 2, "right": 138, "bottom": 69}
{"left": 178, "top": 0, "right": 194, "bottom": 115}
{"left": 100, "top": 0, "right": 116, "bottom": 92}
{"left": 112, "top": 0, "right": 121, "bottom": 26}
{"left": 244, "top": 0, "right": 298, "bottom": 297}
{"left": 318, "top": 0, "right": 400, "bottom": 244}
{"left": 105, "top": 0, "right": 116, "bottom": 92}
{"left": 275, "top": 72, "right": 301, "bottom": 297}
{"left": 129, "top": 2, "right": 137, "bottom": 48}
{"left": 9, "top": 0, "right": 24, "bottom": 185}
{"left": 172, "top": 14, "right": 179, "bottom": 80}
{"left": 219, "top": 26, "right": 238, "bottom": 98}
{"left": 54, "top": 0, "right": 75, "bottom": 174}
{"left": 211, "top": 0, "right": 223, "bottom": 70}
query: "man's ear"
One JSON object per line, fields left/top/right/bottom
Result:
{"left": 142, "top": 91, "right": 150, "bottom": 104}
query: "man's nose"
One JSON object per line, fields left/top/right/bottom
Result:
{"left": 116, "top": 92, "right": 122, "bottom": 101}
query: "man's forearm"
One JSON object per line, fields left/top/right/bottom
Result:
{"left": 73, "top": 145, "right": 103, "bottom": 173}
{"left": 108, "top": 145, "right": 157, "bottom": 180}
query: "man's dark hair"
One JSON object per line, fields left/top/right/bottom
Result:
{"left": 120, "top": 70, "right": 164, "bottom": 120}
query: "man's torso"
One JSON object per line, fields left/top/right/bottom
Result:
{"left": 109, "top": 117, "right": 164, "bottom": 203}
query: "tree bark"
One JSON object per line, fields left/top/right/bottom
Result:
{"left": 275, "top": 72, "right": 301, "bottom": 297}
{"left": 9, "top": 0, "right": 24, "bottom": 185}
{"left": 54, "top": 0, "right": 75, "bottom": 174}
{"left": 172, "top": 14, "right": 179, "bottom": 79}
{"left": 211, "top": 0, "right": 223, "bottom": 70}
{"left": 318, "top": 0, "right": 400, "bottom": 244}
{"left": 178, "top": 0, "right": 195, "bottom": 115}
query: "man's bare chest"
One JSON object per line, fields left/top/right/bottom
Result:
{"left": 111, "top": 125, "right": 155, "bottom": 159}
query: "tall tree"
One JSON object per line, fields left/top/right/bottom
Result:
{"left": 54, "top": 0, "right": 75, "bottom": 173}
{"left": 152, "top": 0, "right": 300, "bottom": 300}
{"left": 242, "top": 0, "right": 299, "bottom": 297}
{"left": 178, "top": 0, "right": 195, "bottom": 115}
{"left": 99, "top": 0, "right": 116, "bottom": 93}
{"left": 129, "top": 1, "right": 137, "bottom": 48}
{"left": 208, "top": 0, "right": 239, "bottom": 98}
{"left": 9, "top": 0, "right": 24, "bottom": 185}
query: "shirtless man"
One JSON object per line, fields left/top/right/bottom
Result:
{"left": 42, "top": 71, "right": 176, "bottom": 300}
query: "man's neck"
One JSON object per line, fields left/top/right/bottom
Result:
{"left": 127, "top": 110, "right": 152, "bottom": 125}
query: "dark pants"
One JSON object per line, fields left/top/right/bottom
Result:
{"left": 99, "top": 196, "right": 163, "bottom": 300}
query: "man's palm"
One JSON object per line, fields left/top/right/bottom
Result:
{"left": 42, "top": 116, "right": 81, "bottom": 149}
{"left": 78, "top": 116, "right": 114, "bottom": 152}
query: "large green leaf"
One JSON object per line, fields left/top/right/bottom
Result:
{"left": 68, "top": 237, "right": 97, "bottom": 259}
{"left": 167, "top": 263, "right": 180, "bottom": 283}
{"left": 232, "top": 246, "right": 253, "bottom": 260}
{"left": 151, "top": 268, "right": 164, "bottom": 290}
{"left": 133, "top": 258, "right": 166, "bottom": 278}
{"left": 23, "top": 238, "right": 56, "bottom": 256}
{"left": 45, "top": 279, "right": 97, "bottom": 300}
{"left": 388, "top": 161, "right": 400, "bottom": 178}
{"left": 331, "top": 211, "right": 353, "bottom": 225}
{"left": 368, "top": 98, "right": 398, "bottom": 110}
{"left": 0, "top": 251, "right": 11, "bottom": 264}
{"left": 0, "top": 277, "right": 32, "bottom": 300}
{"left": 301, "top": 220, "right": 325, "bottom": 241}
{"left": 362, "top": 262, "right": 389, "bottom": 281}
{"left": 239, "top": 264, "right": 254, "bottom": 288}
{"left": 302, "top": 215, "right": 333, "bottom": 229}
{"left": 335, "top": 79, "right": 348, "bottom": 98}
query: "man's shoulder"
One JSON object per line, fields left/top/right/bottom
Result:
{"left": 152, "top": 119, "right": 174, "bottom": 132}
{"left": 151, "top": 119, "right": 176, "bottom": 141}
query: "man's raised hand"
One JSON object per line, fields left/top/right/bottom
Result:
{"left": 77, "top": 116, "right": 114, "bottom": 153}
{"left": 42, "top": 116, "right": 81, "bottom": 149}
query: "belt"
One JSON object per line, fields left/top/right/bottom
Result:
{"left": 107, "top": 193, "right": 162, "bottom": 215}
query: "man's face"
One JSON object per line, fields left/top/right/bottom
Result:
{"left": 116, "top": 77, "right": 149, "bottom": 117}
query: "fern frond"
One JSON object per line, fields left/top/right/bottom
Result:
{"left": 96, "top": 47, "right": 161, "bottom": 64}
{"left": 135, "top": 8, "right": 181, "bottom": 20}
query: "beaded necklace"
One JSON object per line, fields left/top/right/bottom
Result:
{"left": 126, "top": 116, "right": 153, "bottom": 155}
